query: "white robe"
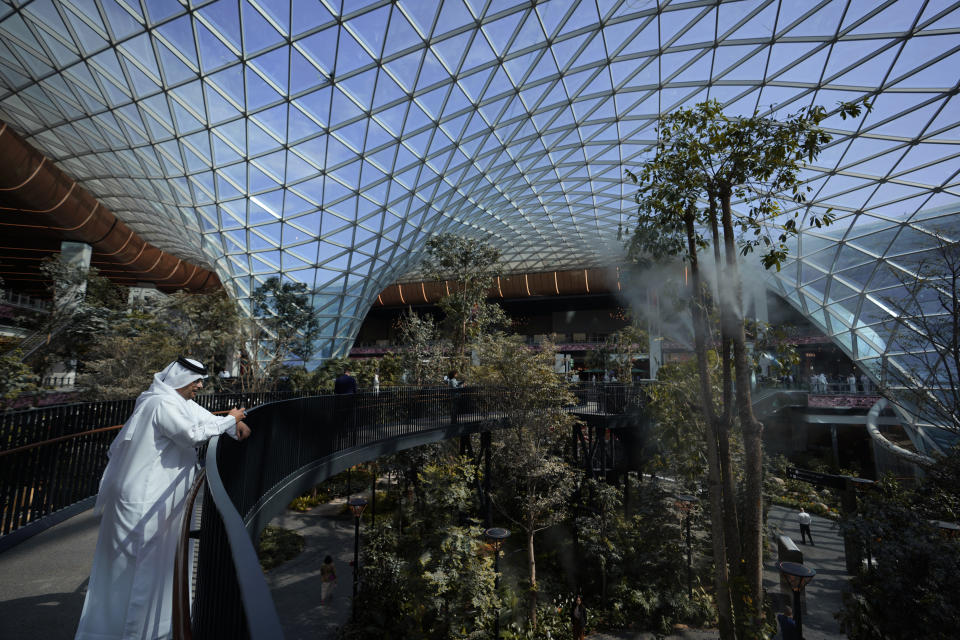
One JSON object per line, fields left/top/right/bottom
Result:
{"left": 75, "top": 375, "right": 237, "bottom": 640}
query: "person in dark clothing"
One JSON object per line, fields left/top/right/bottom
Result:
{"left": 571, "top": 594, "right": 587, "bottom": 640}
{"left": 334, "top": 369, "right": 358, "bottom": 395}
{"left": 777, "top": 605, "right": 799, "bottom": 640}
{"left": 333, "top": 369, "right": 358, "bottom": 445}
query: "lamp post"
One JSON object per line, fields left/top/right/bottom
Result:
{"left": 485, "top": 527, "right": 510, "bottom": 639}
{"left": 778, "top": 561, "right": 816, "bottom": 638}
{"left": 348, "top": 497, "right": 368, "bottom": 622}
{"left": 675, "top": 494, "right": 696, "bottom": 596}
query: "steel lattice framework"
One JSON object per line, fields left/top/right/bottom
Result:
{"left": 0, "top": 0, "right": 958, "bottom": 363}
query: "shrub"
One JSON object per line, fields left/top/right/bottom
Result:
{"left": 257, "top": 525, "right": 304, "bottom": 571}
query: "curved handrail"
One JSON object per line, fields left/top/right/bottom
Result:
{"left": 173, "top": 467, "right": 206, "bottom": 640}
{"left": 203, "top": 428, "right": 285, "bottom": 638}
{"left": 865, "top": 397, "right": 935, "bottom": 467}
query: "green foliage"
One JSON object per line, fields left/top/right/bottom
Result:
{"left": 501, "top": 601, "right": 570, "bottom": 639}
{"left": 341, "top": 457, "right": 500, "bottom": 640}
{"left": 0, "top": 349, "right": 39, "bottom": 404}
{"left": 34, "top": 256, "right": 131, "bottom": 371}
{"left": 570, "top": 479, "right": 716, "bottom": 634}
{"left": 77, "top": 289, "right": 245, "bottom": 398}
{"left": 257, "top": 524, "right": 305, "bottom": 571}
{"left": 395, "top": 308, "right": 445, "bottom": 385}
{"left": 244, "top": 276, "right": 321, "bottom": 389}
{"left": 626, "top": 98, "right": 869, "bottom": 270}
{"left": 749, "top": 321, "right": 801, "bottom": 379}
{"left": 474, "top": 334, "right": 578, "bottom": 536}
{"left": 603, "top": 584, "right": 715, "bottom": 636}
{"left": 646, "top": 358, "right": 716, "bottom": 483}
{"left": 421, "top": 233, "right": 506, "bottom": 368}
{"left": 585, "top": 323, "right": 648, "bottom": 382}
{"left": 764, "top": 455, "right": 840, "bottom": 518}
{"left": 414, "top": 458, "right": 478, "bottom": 530}
{"left": 837, "top": 469, "right": 960, "bottom": 640}
{"left": 154, "top": 290, "right": 244, "bottom": 389}
{"left": 287, "top": 489, "right": 330, "bottom": 512}
{"left": 416, "top": 525, "right": 499, "bottom": 639}
{"left": 342, "top": 525, "right": 414, "bottom": 639}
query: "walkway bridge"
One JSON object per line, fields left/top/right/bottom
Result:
{"left": 0, "top": 383, "right": 649, "bottom": 639}
{"left": 0, "top": 383, "right": 876, "bottom": 639}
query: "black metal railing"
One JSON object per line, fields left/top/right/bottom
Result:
{"left": 187, "top": 382, "right": 652, "bottom": 639}
{"left": 0, "top": 391, "right": 310, "bottom": 540}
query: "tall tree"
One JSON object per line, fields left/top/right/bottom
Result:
{"left": 420, "top": 234, "right": 505, "bottom": 372}
{"left": 472, "top": 334, "right": 578, "bottom": 628}
{"left": 627, "top": 98, "right": 868, "bottom": 638}
{"left": 395, "top": 307, "right": 444, "bottom": 385}
{"left": 246, "top": 276, "right": 321, "bottom": 389}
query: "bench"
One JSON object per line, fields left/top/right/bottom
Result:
{"left": 777, "top": 534, "right": 803, "bottom": 564}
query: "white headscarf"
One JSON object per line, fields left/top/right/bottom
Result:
{"left": 156, "top": 357, "right": 207, "bottom": 389}
{"left": 95, "top": 357, "right": 209, "bottom": 513}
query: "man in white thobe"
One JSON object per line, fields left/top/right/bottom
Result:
{"left": 75, "top": 357, "right": 250, "bottom": 640}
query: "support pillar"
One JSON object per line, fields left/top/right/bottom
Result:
{"left": 482, "top": 431, "right": 492, "bottom": 528}
{"left": 647, "top": 288, "right": 662, "bottom": 380}
{"left": 49, "top": 242, "right": 92, "bottom": 387}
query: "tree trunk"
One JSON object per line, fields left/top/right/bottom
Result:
{"left": 708, "top": 197, "right": 744, "bottom": 576}
{"left": 527, "top": 525, "right": 538, "bottom": 628}
{"left": 684, "top": 210, "right": 736, "bottom": 640}
{"left": 719, "top": 192, "right": 765, "bottom": 636}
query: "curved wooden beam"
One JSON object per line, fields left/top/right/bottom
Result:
{"left": 0, "top": 121, "right": 221, "bottom": 292}
{"left": 374, "top": 267, "right": 621, "bottom": 306}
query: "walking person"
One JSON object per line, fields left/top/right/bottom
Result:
{"left": 798, "top": 507, "right": 814, "bottom": 545}
{"left": 320, "top": 555, "right": 337, "bottom": 603}
{"left": 75, "top": 357, "right": 250, "bottom": 640}
{"left": 570, "top": 594, "right": 587, "bottom": 640}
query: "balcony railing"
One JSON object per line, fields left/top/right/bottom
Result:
{"left": 0, "top": 391, "right": 311, "bottom": 543}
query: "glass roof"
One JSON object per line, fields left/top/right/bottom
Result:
{"left": 767, "top": 201, "right": 960, "bottom": 451}
{"left": 0, "top": 0, "right": 958, "bottom": 360}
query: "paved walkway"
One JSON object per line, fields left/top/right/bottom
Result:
{"left": 764, "top": 505, "right": 849, "bottom": 640}
{"left": 265, "top": 497, "right": 356, "bottom": 640}
{"left": 0, "top": 508, "right": 97, "bottom": 639}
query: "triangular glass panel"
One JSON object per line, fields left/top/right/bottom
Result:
{"left": 725, "top": 1, "right": 778, "bottom": 41}
{"left": 384, "top": 47, "right": 423, "bottom": 93}
{"left": 145, "top": 0, "right": 183, "bottom": 26}
{"left": 336, "top": 26, "right": 374, "bottom": 75}
{"left": 398, "top": 0, "right": 439, "bottom": 37}
{"left": 435, "top": 0, "right": 474, "bottom": 35}
{"left": 782, "top": 0, "right": 845, "bottom": 38}
{"left": 557, "top": 0, "right": 599, "bottom": 39}
{"left": 295, "top": 26, "right": 338, "bottom": 76}
{"left": 291, "top": 0, "right": 336, "bottom": 37}
{"left": 199, "top": 0, "right": 243, "bottom": 51}
{"left": 483, "top": 10, "right": 524, "bottom": 57}
{"left": 248, "top": 117, "right": 282, "bottom": 155}
{"left": 157, "top": 44, "right": 197, "bottom": 85}
{"left": 383, "top": 7, "right": 423, "bottom": 58}
{"left": 196, "top": 20, "right": 239, "bottom": 72}
{"left": 244, "top": 63, "right": 284, "bottom": 112}
{"left": 249, "top": 47, "right": 290, "bottom": 95}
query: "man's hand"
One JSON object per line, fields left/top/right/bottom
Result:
{"left": 228, "top": 407, "right": 247, "bottom": 422}
{"left": 236, "top": 421, "right": 251, "bottom": 441}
